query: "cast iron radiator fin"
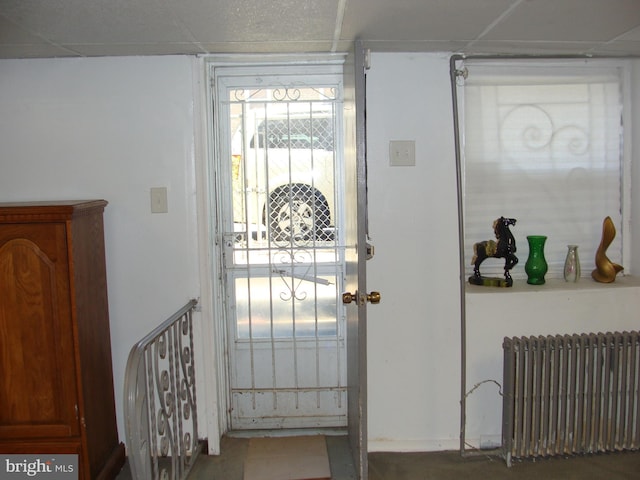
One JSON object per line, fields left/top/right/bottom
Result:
{"left": 502, "top": 331, "right": 640, "bottom": 466}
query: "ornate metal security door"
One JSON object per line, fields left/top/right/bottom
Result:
{"left": 214, "top": 67, "right": 347, "bottom": 429}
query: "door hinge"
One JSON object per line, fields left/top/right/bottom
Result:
{"left": 364, "top": 48, "right": 371, "bottom": 70}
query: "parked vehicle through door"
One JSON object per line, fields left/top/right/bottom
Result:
{"left": 231, "top": 103, "right": 337, "bottom": 246}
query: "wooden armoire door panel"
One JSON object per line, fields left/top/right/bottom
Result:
{"left": 0, "top": 201, "right": 125, "bottom": 480}
{"left": 0, "top": 223, "right": 80, "bottom": 438}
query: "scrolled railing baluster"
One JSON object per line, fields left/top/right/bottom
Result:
{"left": 124, "top": 299, "right": 202, "bottom": 480}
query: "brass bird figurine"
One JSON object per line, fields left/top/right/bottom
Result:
{"left": 591, "top": 216, "right": 623, "bottom": 283}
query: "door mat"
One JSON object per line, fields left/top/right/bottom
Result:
{"left": 243, "top": 435, "right": 331, "bottom": 480}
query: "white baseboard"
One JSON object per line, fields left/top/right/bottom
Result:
{"left": 368, "top": 438, "right": 460, "bottom": 453}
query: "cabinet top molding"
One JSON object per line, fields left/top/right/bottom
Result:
{"left": 0, "top": 200, "right": 107, "bottom": 222}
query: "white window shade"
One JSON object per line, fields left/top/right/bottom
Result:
{"left": 460, "top": 60, "right": 624, "bottom": 280}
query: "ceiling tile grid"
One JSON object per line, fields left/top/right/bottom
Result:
{"left": 0, "top": 0, "right": 639, "bottom": 58}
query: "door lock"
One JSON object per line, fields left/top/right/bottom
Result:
{"left": 342, "top": 291, "right": 381, "bottom": 305}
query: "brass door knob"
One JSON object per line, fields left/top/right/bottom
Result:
{"left": 366, "top": 291, "right": 381, "bottom": 304}
{"left": 342, "top": 292, "right": 357, "bottom": 304}
{"left": 342, "top": 291, "right": 381, "bottom": 305}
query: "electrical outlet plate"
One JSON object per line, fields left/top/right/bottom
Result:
{"left": 389, "top": 140, "right": 415, "bottom": 166}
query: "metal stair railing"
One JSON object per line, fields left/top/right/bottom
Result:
{"left": 124, "top": 299, "right": 202, "bottom": 480}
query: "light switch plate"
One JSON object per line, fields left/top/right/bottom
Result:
{"left": 389, "top": 140, "right": 415, "bottom": 166}
{"left": 150, "top": 187, "right": 168, "bottom": 213}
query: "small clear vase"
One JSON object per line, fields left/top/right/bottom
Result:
{"left": 564, "top": 244, "right": 581, "bottom": 282}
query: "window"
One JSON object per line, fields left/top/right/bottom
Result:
{"left": 458, "top": 59, "right": 628, "bottom": 280}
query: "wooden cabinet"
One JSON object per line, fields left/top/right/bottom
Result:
{"left": 0, "top": 200, "right": 125, "bottom": 479}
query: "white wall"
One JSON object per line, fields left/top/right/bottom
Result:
{"left": 365, "top": 52, "right": 640, "bottom": 452}
{"left": 465, "top": 279, "right": 640, "bottom": 447}
{"left": 633, "top": 62, "right": 640, "bottom": 275}
{"left": 1, "top": 52, "right": 638, "bottom": 455}
{"left": 0, "top": 56, "right": 201, "bottom": 444}
{"left": 365, "top": 53, "right": 462, "bottom": 451}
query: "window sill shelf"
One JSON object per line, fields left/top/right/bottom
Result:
{"left": 465, "top": 275, "right": 640, "bottom": 294}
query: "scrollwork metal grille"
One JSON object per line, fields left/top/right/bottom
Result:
{"left": 124, "top": 299, "right": 202, "bottom": 480}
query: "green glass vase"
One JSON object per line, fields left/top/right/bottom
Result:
{"left": 525, "top": 235, "right": 548, "bottom": 285}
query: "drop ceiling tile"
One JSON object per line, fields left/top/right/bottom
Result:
{"left": 0, "top": 43, "right": 79, "bottom": 58}
{"left": 2, "top": 0, "right": 640, "bottom": 58}
{"left": 1, "top": 0, "right": 189, "bottom": 44}
{"left": 590, "top": 40, "right": 640, "bottom": 55}
{"left": 65, "top": 42, "right": 207, "bottom": 57}
{"left": 465, "top": 40, "right": 603, "bottom": 56}
{"left": 482, "top": 0, "right": 640, "bottom": 42}
{"left": 362, "top": 39, "right": 470, "bottom": 53}
{"left": 174, "top": 0, "right": 340, "bottom": 43}
{"left": 0, "top": 14, "right": 45, "bottom": 43}
{"left": 198, "top": 41, "right": 336, "bottom": 54}
{"left": 617, "top": 25, "right": 640, "bottom": 41}
{"left": 341, "top": 0, "right": 514, "bottom": 41}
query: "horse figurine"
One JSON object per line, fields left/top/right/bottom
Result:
{"left": 470, "top": 217, "right": 518, "bottom": 287}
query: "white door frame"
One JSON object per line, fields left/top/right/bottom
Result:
{"left": 192, "top": 55, "right": 225, "bottom": 455}
{"left": 195, "top": 54, "right": 350, "bottom": 454}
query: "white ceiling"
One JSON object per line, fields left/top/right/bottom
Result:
{"left": 1, "top": 0, "right": 640, "bottom": 59}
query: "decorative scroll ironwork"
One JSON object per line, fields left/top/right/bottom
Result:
{"left": 231, "top": 86, "right": 337, "bottom": 103}
{"left": 273, "top": 87, "right": 301, "bottom": 101}
{"left": 124, "top": 299, "right": 202, "bottom": 480}
{"left": 273, "top": 248, "right": 318, "bottom": 301}
{"left": 500, "top": 104, "right": 590, "bottom": 159}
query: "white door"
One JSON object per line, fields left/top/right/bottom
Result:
{"left": 214, "top": 64, "right": 348, "bottom": 430}
{"left": 343, "top": 42, "right": 371, "bottom": 480}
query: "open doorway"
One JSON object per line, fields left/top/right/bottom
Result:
{"left": 211, "top": 63, "right": 348, "bottom": 430}
{"left": 203, "top": 47, "right": 370, "bottom": 478}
